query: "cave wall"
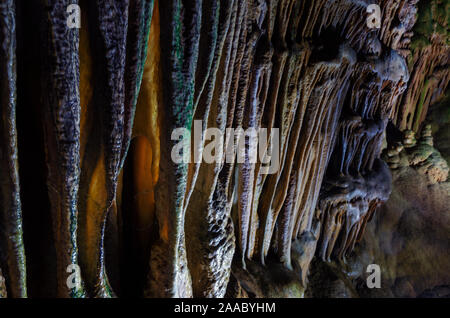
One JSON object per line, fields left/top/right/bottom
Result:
{"left": 0, "top": 0, "right": 448, "bottom": 298}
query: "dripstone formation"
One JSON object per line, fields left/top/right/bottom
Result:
{"left": 0, "top": 0, "right": 448, "bottom": 298}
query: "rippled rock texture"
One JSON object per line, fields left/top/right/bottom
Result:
{"left": 0, "top": 0, "right": 448, "bottom": 298}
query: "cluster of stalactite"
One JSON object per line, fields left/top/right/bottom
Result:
{"left": 0, "top": 0, "right": 441, "bottom": 298}
{"left": 316, "top": 49, "right": 408, "bottom": 266}
{"left": 393, "top": 0, "right": 449, "bottom": 133}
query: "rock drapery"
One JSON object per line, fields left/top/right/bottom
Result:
{"left": 0, "top": 0, "right": 448, "bottom": 298}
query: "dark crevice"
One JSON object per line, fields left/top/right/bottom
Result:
{"left": 15, "top": 0, "right": 56, "bottom": 298}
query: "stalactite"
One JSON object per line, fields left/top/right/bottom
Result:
{"left": 318, "top": 160, "right": 391, "bottom": 261}
{"left": 0, "top": 0, "right": 447, "bottom": 299}
{"left": 122, "top": 0, "right": 154, "bottom": 168}
{"left": 393, "top": 0, "right": 449, "bottom": 132}
{"left": 77, "top": 0, "right": 130, "bottom": 297}
{"left": 40, "top": 0, "right": 84, "bottom": 298}
{"left": 316, "top": 45, "right": 409, "bottom": 269}
{"left": 146, "top": 0, "right": 203, "bottom": 298}
{"left": 185, "top": 0, "right": 236, "bottom": 298}
{"left": 0, "top": 0, "right": 27, "bottom": 298}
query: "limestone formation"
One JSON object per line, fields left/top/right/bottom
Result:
{"left": 0, "top": 0, "right": 448, "bottom": 298}
{"left": 0, "top": 0, "right": 27, "bottom": 298}
{"left": 393, "top": 0, "right": 449, "bottom": 132}
{"left": 383, "top": 124, "right": 449, "bottom": 184}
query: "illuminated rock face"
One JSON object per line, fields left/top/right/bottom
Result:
{"left": 0, "top": 0, "right": 447, "bottom": 298}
